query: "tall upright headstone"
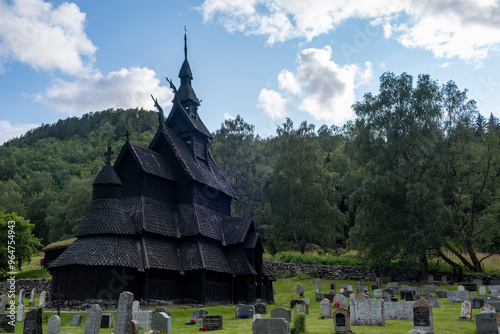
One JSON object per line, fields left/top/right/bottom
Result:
{"left": 479, "top": 286, "right": 486, "bottom": 296}
{"left": 38, "top": 291, "right": 46, "bottom": 307}
{"left": 83, "top": 304, "right": 102, "bottom": 334}
{"left": 151, "top": 312, "right": 171, "bottom": 334}
{"left": 132, "top": 310, "right": 152, "bottom": 330}
{"left": 23, "top": 308, "right": 42, "bottom": 334}
{"left": 320, "top": 298, "right": 331, "bottom": 318}
{"left": 315, "top": 278, "right": 321, "bottom": 293}
{"left": 333, "top": 307, "right": 350, "bottom": 333}
{"left": 132, "top": 300, "right": 140, "bottom": 312}
{"left": 17, "top": 303, "right": 24, "bottom": 322}
{"left": 130, "top": 320, "right": 139, "bottom": 334}
{"left": 28, "top": 289, "right": 36, "bottom": 307}
{"left": 47, "top": 315, "right": 61, "bottom": 334}
{"left": 413, "top": 299, "right": 434, "bottom": 334}
{"left": 115, "top": 291, "right": 134, "bottom": 334}
{"left": 18, "top": 289, "right": 24, "bottom": 305}
{"left": 458, "top": 300, "right": 472, "bottom": 321}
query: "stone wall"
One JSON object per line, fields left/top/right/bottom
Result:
{"left": 0, "top": 278, "right": 51, "bottom": 295}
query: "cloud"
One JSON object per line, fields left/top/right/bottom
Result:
{"left": 0, "top": 0, "right": 96, "bottom": 76}
{"left": 267, "top": 46, "right": 372, "bottom": 125}
{"left": 0, "top": 120, "right": 39, "bottom": 144}
{"left": 34, "top": 67, "right": 173, "bottom": 116}
{"left": 257, "top": 89, "right": 288, "bottom": 119}
{"left": 199, "top": 0, "right": 500, "bottom": 63}
{"left": 223, "top": 112, "right": 236, "bottom": 120}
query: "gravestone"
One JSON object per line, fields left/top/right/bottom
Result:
{"left": 235, "top": 304, "right": 255, "bottom": 318}
{"left": 346, "top": 285, "right": 353, "bottom": 292}
{"left": 71, "top": 314, "right": 83, "bottom": 326}
{"left": 320, "top": 298, "right": 331, "bottom": 318}
{"left": 356, "top": 286, "right": 364, "bottom": 294}
{"left": 332, "top": 294, "right": 348, "bottom": 308}
{"left": 436, "top": 290, "right": 448, "bottom": 298}
{"left": 255, "top": 303, "right": 267, "bottom": 314}
{"left": 404, "top": 291, "right": 415, "bottom": 301}
{"left": 475, "top": 312, "right": 497, "bottom": 334}
{"left": 420, "top": 288, "right": 430, "bottom": 296}
{"left": 425, "top": 294, "right": 440, "bottom": 308}
{"left": 429, "top": 284, "right": 436, "bottom": 293}
{"left": 491, "top": 279, "right": 500, "bottom": 285}
{"left": 115, "top": 291, "right": 134, "bottom": 334}
{"left": 350, "top": 299, "right": 385, "bottom": 326}
{"left": 441, "top": 276, "right": 448, "bottom": 285}
{"left": 47, "top": 315, "right": 61, "bottom": 334}
{"left": 479, "top": 286, "right": 487, "bottom": 296}
{"left": 387, "top": 282, "right": 400, "bottom": 294}
{"left": 83, "top": 304, "right": 102, "bottom": 334}
{"left": 458, "top": 300, "right": 472, "bottom": 321}
{"left": 203, "top": 315, "right": 223, "bottom": 329}
{"left": 17, "top": 303, "right": 24, "bottom": 322}
{"left": 28, "top": 289, "right": 36, "bottom": 307}
{"left": 18, "top": 289, "right": 24, "bottom": 304}
{"left": 0, "top": 314, "right": 14, "bottom": 333}
{"left": 485, "top": 296, "right": 500, "bottom": 310}
{"left": 458, "top": 285, "right": 465, "bottom": 291}
{"left": 373, "top": 289, "right": 381, "bottom": 296}
{"left": 153, "top": 307, "right": 172, "bottom": 318}
{"left": 481, "top": 303, "right": 496, "bottom": 313}
{"left": 38, "top": 291, "right": 46, "bottom": 307}
{"left": 304, "top": 297, "right": 310, "bottom": 306}
{"left": 380, "top": 291, "right": 391, "bottom": 302}
{"left": 471, "top": 298, "right": 485, "bottom": 309}
{"left": 296, "top": 284, "right": 303, "bottom": 295}
{"left": 101, "top": 313, "right": 114, "bottom": 328}
{"left": 292, "top": 306, "right": 307, "bottom": 332}
{"left": 376, "top": 277, "right": 381, "bottom": 286}
{"left": 447, "top": 290, "right": 468, "bottom": 302}
{"left": 191, "top": 309, "right": 209, "bottom": 323}
{"left": 342, "top": 290, "right": 352, "bottom": 298}
{"left": 384, "top": 301, "right": 414, "bottom": 320}
{"left": 151, "top": 312, "right": 171, "bottom": 334}
{"left": 253, "top": 314, "right": 262, "bottom": 322}
{"left": 252, "top": 318, "right": 289, "bottom": 334}
{"left": 330, "top": 282, "right": 336, "bottom": 293}
{"left": 315, "top": 292, "right": 324, "bottom": 301}
{"left": 428, "top": 275, "right": 434, "bottom": 283}
{"left": 473, "top": 279, "right": 483, "bottom": 286}
{"left": 130, "top": 320, "right": 139, "bottom": 334}
{"left": 132, "top": 310, "right": 152, "bottom": 329}
{"left": 315, "top": 278, "right": 321, "bottom": 293}
{"left": 413, "top": 299, "right": 434, "bottom": 334}
{"left": 23, "top": 308, "right": 42, "bottom": 334}
{"left": 333, "top": 307, "right": 350, "bottom": 333}
{"left": 270, "top": 308, "right": 291, "bottom": 323}
{"left": 132, "top": 300, "right": 140, "bottom": 312}
{"left": 471, "top": 291, "right": 477, "bottom": 299}
{"left": 290, "top": 299, "right": 308, "bottom": 314}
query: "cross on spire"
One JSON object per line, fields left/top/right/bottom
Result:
{"left": 124, "top": 130, "right": 131, "bottom": 141}
{"left": 184, "top": 26, "right": 187, "bottom": 60}
{"left": 104, "top": 145, "right": 114, "bottom": 165}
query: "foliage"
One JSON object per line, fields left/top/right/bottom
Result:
{"left": 275, "top": 251, "right": 365, "bottom": 266}
{"left": 0, "top": 211, "right": 42, "bottom": 276}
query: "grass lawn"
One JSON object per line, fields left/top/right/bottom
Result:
{"left": 8, "top": 274, "right": 484, "bottom": 334}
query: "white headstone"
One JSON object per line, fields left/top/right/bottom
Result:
{"left": 132, "top": 300, "right": 140, "bottom": 312}
{"left": 320, "top": 298, "right": 331, "bottom": 318}
{"left": 304, "top": 297, "right": 310, "bottom": 306}
{"left": 132, "top": 310, "right": 152, "bottom": 329}
{"left": 17, "top": 303, "right": 24, "bottom": 322}
{"left": 38, "top": 291, "right": 46, "bottom": 307}
{"left": 481, "top": 303, "right": 496, "bottom": 313}
{"left": 458, "top": 285, "right": 465, "bottom": 291}
{"left": 459, "top": 300, "right": 472, "bottom": 320}
{"left": 479, "top": 286, "right": 487, "bottom": 296}
{"left": 253, "top": 314, "right": 262, "bottom": 322}
{"left": 18, "top": 289, "right": 24, "bottom": 304}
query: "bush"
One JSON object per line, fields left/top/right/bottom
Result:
{"left": 275, "top": 251, "right": 366, "bottom": 266}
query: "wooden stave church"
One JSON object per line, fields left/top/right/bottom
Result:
{"left": 49, "top": 35, "right": 275, "bottom": 303}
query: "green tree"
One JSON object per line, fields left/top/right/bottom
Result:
{"left": 0, "top": 211, "right": 41, "bottom": 276}
{"left": 265, "top": 119, "right": 344, "bottom": 254}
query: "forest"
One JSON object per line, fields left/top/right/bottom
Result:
{"left": 1, "top": 72, "right": 500, "bottom": 276}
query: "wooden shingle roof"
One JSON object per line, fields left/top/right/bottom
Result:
{"left": 93, "top": 164, "right": 122, "bottom": 185}
{"left": 77, "top": 199, "right": 135, "bottom": 236}
{"left": 222, "top": 216, "right": 253, "bottom": 245}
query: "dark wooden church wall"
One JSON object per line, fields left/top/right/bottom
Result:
{"left": 115, "top": 151, "right": 142, "bottom": 197}
{"left": 193, "top": 183, "right": 231, "bottom": 216}
{"left": 142, "top": 174, "right": 177, "bottom": 204}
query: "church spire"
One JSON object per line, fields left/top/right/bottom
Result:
{"left": 184, "top": 26, "right": 187, "bottom": 60}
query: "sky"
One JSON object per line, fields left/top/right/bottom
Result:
{"left": 1, "top": 0, "right": 500, "bottom": 144}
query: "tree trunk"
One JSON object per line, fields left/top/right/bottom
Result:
{"left": 435, "top": 247, "right": 461, "bottom": 269}
{"left": 420, "top": 251, "right": 429, "bottom": 278}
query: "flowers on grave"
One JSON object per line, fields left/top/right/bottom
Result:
{"left": 352, "top": 317, "right": 374, "bottom": 326}
{"left": 237, "top": 313, "right": 249, "bottom": 318}
{"left": 186, "top": 319, "right": 196, "bottom": 325}
{"left": 198, "top": 326, "right": 217, "bottom": 331}
{"left": 332, "top": 301, "right": 341, "bottom": 309}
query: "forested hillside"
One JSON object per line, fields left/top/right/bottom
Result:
{"left": 2, "top": 72, "right": 500, "bottom": 275}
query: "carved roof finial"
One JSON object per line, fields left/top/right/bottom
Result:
{"left": 104, "top": 145, "right": 114, "bottom": 165}
{"left": 184, "top": 26, "right": 187, "bottom": 60}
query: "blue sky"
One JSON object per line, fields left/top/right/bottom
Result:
{"left": 1, "top": 0, "right": 500, "bottom": 143}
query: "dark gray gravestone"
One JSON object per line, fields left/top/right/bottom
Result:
{"left": 101, "top": 313, "right": 114, "bottom": 328}
{"left": 384, "top": 301, "right": 414, "bottom": 320}
{"left": 471, "top": 298, "right": 485, "bottom": 309}
{"left": 71, "top": 314, "right": 83, "bottom": 326}
{"left": 203, "top": 315, "right": 223, "bottom": 329}
{"left": 436, "top": 289, "right": 448, "bottom": 298}
{"left": 252, "top": 318, "right": 289, "bottom": 334}
{"left": 342, "top": 290, "right": 352, "bottom": 298}
{"left": 475, "top": 312, "right": 497, "bottom": 334}
{"left": 235, "top": 304, "right": 255, "bottom": 318}
{"left": 153, "top": 307, "right": 172, "bottom": 318}
{"left": 485, "top": 296, "right": 500, "bottom": 310}
{"left": 23, "top": 308, "right": 42, "bottom": 334}
{"left": 255, "top": 303, "right": 267, "bottom": 314}
{"left": 315, "top": 292, "right": 324, "bottom": 301}
{"left": 332, "top": 294, "right": 348, "bottom": 308}
{"left": 290, "top": 299, "right": 308, "bottom": 314}
{"left": 191, "top": 309, "right": 208, "bottom": 323}
{"left": 333, "top": 308, "right": 350, "bottom": 333}
{"left": 413, "top": 299, "right": 433, "bottom": 334}
{"left": 324, "top": 292, "right": 335, "bottom": 301}
{"left": 425, "top": 294, "right": 440, "bottom": 308}
{"left": 115, "top": 291, "right": 134, "bottom": 334}
{"left": 0, "top": 314, "right": 15, "bottom": 333}
{"left": 296, "top": 284, "right": 303, "bottom": 294}
{"left": 83, "top": 304, "right": 102, "bottom": 334}
{"left": 270, "top": 308, "right": 291, "bottom": 323}
{"left": 47, "top": 315, "right": 61, "bottom": 334}
{"left": 151, "top": 312, "right": 171, "bottom": 334}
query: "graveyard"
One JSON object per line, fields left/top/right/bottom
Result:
{"left": 3, "top": 273, "right": 500, "bottom": 333}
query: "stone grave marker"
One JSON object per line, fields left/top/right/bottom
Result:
{"left": 341, "top": 290, "right": 352, "bottom": 298}
{"left": 253, "top": 314, "right": 262, "bottom": 322}
{"left": 292, "top": 306, "right": 307, "bottom": 332}
{"left": 349, "top": 293, "right": 355, "bottom": 303}
{"left": 151, "top": 312, "right": 171, "bottom": 334}
{"left": 458, "top": 285, "right": 465, "bottom": 291}
{"left": 356, "top": 286, "right": 364, "bottom": 294}
{"left": 475, "top": 312, "right": 497, "bottom": 334}
{"left": 436, "top": 289, "right": 448, "bottom": 298}
{"left": 429, "top": 284, "right": 436, "bottom": 293}
{"left": 333, "top": 294, "right": 348, "bottom": 308}
{"left": 384, "top": 301, "right": 414, "bottom": 320}
{"left": 203, "top": 315, "right": 223, "bottom": 329}
{"left": 497, "top": 313, "right": 500, "bottom": 334}
{"left": 413, "top": 299, "right": 433, "bottom": 334}
{"left": 23, "top": 308, "right": 42, "bottom": 334}
{"left": 315, "top": 278, "right": 321, "bottom": 293}
{"left": 471, "top": 298, "right": 485, "bottom": 309}
{"left": 320, "top": 298, "right": 331, "bottom": 318}
{"left": 471, "top": 291, "right": 477, "bottom": 299}
{"left": 447, "top": 290, "right": 468, "bottom": 302}
{"left": 191, "top": 309, "right": 208, "bottom": 323}
{"left": 315, "top": 292, "right": 324, "bottom": 301}
{"left": 333, "top": 307, "right": 350, "bottom": 333}
{"left": 304, "top": 297, "right": 310, "bottom": 306}
{"left": 330, "top": 282, "right": 336, "bottom": 293}
{"left": 425, "top": 294, "right": 440, "bottom": 308}
{"left": 296, "top": 284, "right": 303, "bottom": 295}
{"left": 428, "top": 275, "right": 434, "bottom": 283}
{"left": 491, "top": 289, "right": 500, "bottom": 298}
{"left": 376, "top": 277, "right": 381, "bottom": 286}
{"left": 441, "top": 276, "right": 448, "bottom": 285}
{"left": 83, "top": 304, "right": 102, "bottom": 334}
{"left": 479, "top": 286, "right": 487, "bottom": 296}
{"left": 18, "top": 289, "right": 24, "bottom": 304}
{"left": 481, "top": 303, "right": 496, "bottom": 313}
{"left": 38, "top": 291, "right": 46, "bottom": 307}
{"left": 130, "top": 320, "right": 139, "bottom": 334}
{"left": 380, "top": 291, "right": 391, "bottom": 302}
{"left": 290, "top": 299, "right": 308, "bottom": 314}
{"left": 387, "top": 282, "right": 400, "bottom": 294}
{"left": 373, "top": 288, "right": 381, "bottom": 296}
{"left": 473, "top": 279, "right": 483, "bottom": 286}
{"left": 492, "top": 279, "right": 500, "bottom": 285}
{"left": 101, "top": 313, "right": 114, "bottom": 328}
{"left": 458, "top": 300, "right": 472, "bottom": 321}
{"left": 132, "top": 300, "right": 140, "bottom": 312}
{"left": 28, "top": 289, "right": 36, "bottom": 307}
{"left": 153, "top": 307, "right": 172, "bottom": 318}
{"left": 115, "top": 291, "right": 134, "bottom": 334}
{"left": 404, "top": 290, "right": 415, "bottom": 301}
{"left": 252, "top": 318, "right": 289, "bottom": 334}
{"left": 346, "top": 284, "right": 353, "bottom": 291}
{"left": 17, "top": 303, "right": 24, "bottom": 322}
{"left": 420, "top": 287, "right": 430, "bottom": 296}
{"left": 350, "top": 299, "right": 385, "bottom": 326}
{"left": 71, "top": 314, "right": 83, "bottom": 326}
{"left": 485, "top": 296, "right": 500, "bottom": 310}
{"left": 255, "top": 303, "right": 267, "bottom": 314}
{"left": 0, "top": 314, "right": 14, "bottom": 333}
{"left": 47, "top": 315, "right": 61, "bottom": 334}
{"left": 270, "top": 308, "right": 291, "bottom": 323}
{"left": 236, "top": 304, "right": 255, "bottom": 318}
{"left": 132, "top": 310, "right": 152, "bottom": 329}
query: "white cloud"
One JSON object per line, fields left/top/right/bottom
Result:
{"left": 269, "top": 46, "right": 372, "bottom": 125}
{"left": 257, "top": 88, "right": 288, "bottom": 119}
{"left": 0, "top": 0, "right": 96, "bottom": 76}
{"left": 34, "top": 67, "right": 172, "bottom": 116}
{"left": 0, "top": 120, "right": 39, "bottom": 144}
{"left": 224, "top": 112, "right": 236, "bottom": 120}
{"left": 200, "top": 0, "right": 500, "bottom": 63}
